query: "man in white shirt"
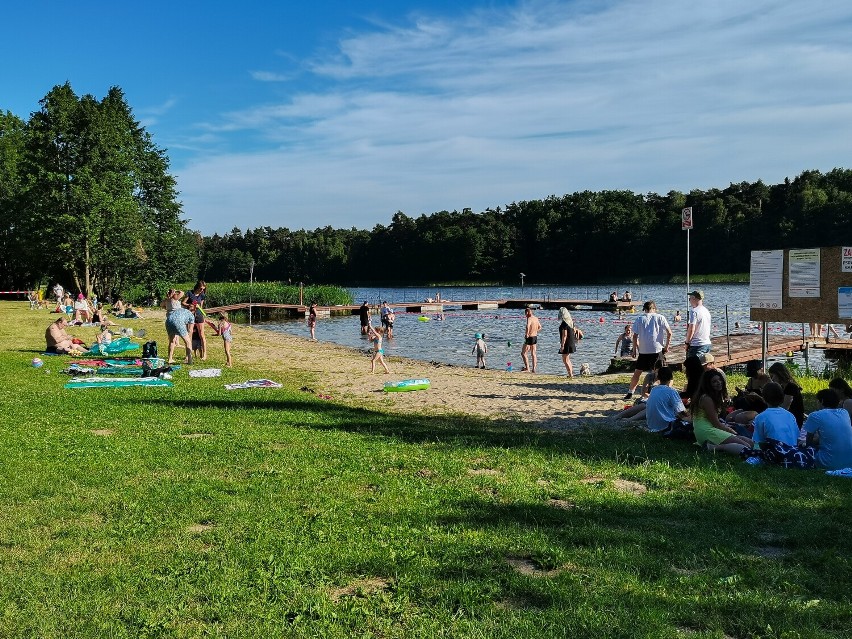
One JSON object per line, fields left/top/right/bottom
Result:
{"left": 685, "top": 289, "right": 712, "bottom": 358}
{"left": 624, "top": 300, "right": 671, "bottom": 400}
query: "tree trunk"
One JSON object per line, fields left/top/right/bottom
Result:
{"left": 84, "top": 237, "right": 91, "bottom": 297}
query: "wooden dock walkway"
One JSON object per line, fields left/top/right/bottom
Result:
{"left": 206, "top": 297, "right": 638, "bottom": 317}
{"left": 611, "top": 333, "right": 852, "bottom": 371}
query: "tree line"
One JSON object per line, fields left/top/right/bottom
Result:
{"left": 0, "top": 83, "right": 198, "bottom": 297}
{"left": 3, "top": 84, "right": 852, "bottom": 294}
{"left": 200, "top": 169, "right": 852, "bottom": 285}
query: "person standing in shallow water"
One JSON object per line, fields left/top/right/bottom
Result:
{"left": 359, "top": 301, "right": 370, "bottom": 335}
{"left": 520, "top": 306, "right": 542, "bottom": 373}
{"left": 308, "top": 302, "right": 317, "bottom": 341}
{"left": 558, "top": 307, "right": 582, "bottom": 377}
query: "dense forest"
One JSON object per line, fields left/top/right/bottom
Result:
{"left": 199, "top": 169, "right": 852, "bottom": 285}
{"left": 3, "top": 85, "right": 852, "bottom": 292}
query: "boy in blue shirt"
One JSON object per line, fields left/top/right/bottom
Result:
{"left": 805, "top": 389, "right": 852, "bottom": 470}
{"left": 752, "top": 382, "right": 800, "bottom": 447}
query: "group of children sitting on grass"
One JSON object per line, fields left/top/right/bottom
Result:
{"left": 615, "top": 356, "right": 852, "bottom": 471}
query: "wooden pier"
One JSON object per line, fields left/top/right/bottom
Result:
{"left": 206, "top": 297, "right": 638, "bottom": 317}
{"left": 611, "top": 333, "right": 852, "bottom": 371}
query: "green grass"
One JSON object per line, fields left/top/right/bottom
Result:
{"left": 2, "top": 304, "right": 851, "bottom": 638}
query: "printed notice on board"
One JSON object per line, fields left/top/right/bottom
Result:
{"left": 750, "top": 250, "right": 783, "bottom": 309}
{"left": 788, "top": 248, "right": 820, "bottom": 298}
{"left": 839, "top": 288, "right": 852, "bottom": 319}
{"left": 843, "top": 247, "right": 852, "bottom": 273}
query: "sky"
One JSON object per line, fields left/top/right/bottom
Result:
{"left": 3, "top": 0, "right": 852, "bottom": 236}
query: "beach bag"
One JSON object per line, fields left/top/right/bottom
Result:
{"left": 660, "top": 418, "right": 694, "bottom": 441}
{"left": 740, "top": 439, "right": 816, "bottom": 469}
{"left": 142, "top": 341, "right": 158, "bottom": 358}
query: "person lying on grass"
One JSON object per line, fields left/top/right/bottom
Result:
{"left": 690, "top": 369, "right": 753, "bottom": 456}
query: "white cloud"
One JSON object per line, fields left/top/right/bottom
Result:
{"left": 176, "top": 0, "right": 852, "bottom": 234}
{"left": 250, "top": 70, "right": 292, "bottom": 82}
{"left": 138, "top": 97, "right": 178, "bottom": 127}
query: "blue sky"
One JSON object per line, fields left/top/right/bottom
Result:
{"left": 3, "top": 1, "right": 852, "bottom": 235}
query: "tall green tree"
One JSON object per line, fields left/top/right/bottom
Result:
{"left": 21, "top": 83, "right": 196, "bottom": 297}
{"left": 0, "top": 111, "right": 30, "bottom": 289}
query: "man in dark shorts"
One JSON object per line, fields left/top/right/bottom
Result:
{"left": 520, "top": 306, "right": 542, "bottom": 373}
{"left": 624, "top": 300, "right": 672, "bottom": 400}
{"left": 359, "top": 301, "right": 370, "bottom": 335}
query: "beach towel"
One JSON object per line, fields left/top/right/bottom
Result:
{"left": 224, "top": 379, "right": 282, "bottom": 390}
{"left": 825, "top": 468, "right": 852, "bottom": 477}
{"left": 189, "top": 368, "right": 222, "bottom": 378}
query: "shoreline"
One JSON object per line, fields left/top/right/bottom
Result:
{"left": 223, "top": 313, "right": 632, "bottom": 431}
{"left": 25, "top": 305, "right": 635, "bottom": 431}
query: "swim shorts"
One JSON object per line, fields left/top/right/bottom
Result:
{"left": 524, "top": 336, "right": 538, "bottom": 346}
{"left": 634, "top": 351, "right": 661, "bottom": 372}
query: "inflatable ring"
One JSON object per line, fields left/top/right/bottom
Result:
{"left": 87, "top": 337, "right": 140, "bottom": 355}
{"left": 418, "top": 316, "right": 430, "bottom": 322}
{"left": 384, "top": 378, "right": 430, "bottom": 392}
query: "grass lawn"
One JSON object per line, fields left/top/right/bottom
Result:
{"left": 1, "top": 303, "right": 850, "bottom": 638}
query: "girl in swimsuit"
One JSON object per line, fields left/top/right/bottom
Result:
{"left": 368, "top": 325, "right": 390, "bottom": 373}
{"left": 218, "top": 312, "right": 233, "bottom": 367}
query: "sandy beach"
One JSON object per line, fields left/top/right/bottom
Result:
{"left": 192, "top": 312, "right": 633, "bottom": 432}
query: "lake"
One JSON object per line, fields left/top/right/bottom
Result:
{"left": 259, "top": 284, "right": 830, "bottom": 375}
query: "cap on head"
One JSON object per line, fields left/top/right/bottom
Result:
{"left": 689, "top": 290, "right": 704, "bottom": 300}
{"left": 474, "top": 333, "right": 482, "bottom": 339}
{"left": 699, "top": 353, "right": 715, "bottom": 365}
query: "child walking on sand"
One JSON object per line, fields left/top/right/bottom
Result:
{"left": 368, "top": 325, "right": 390, "bottom": 373}
{"left": 472, "top": 333, "right": 488, "bottom": 369}
{"left": 218, "top": 312, "right": 233, "bottom": 367}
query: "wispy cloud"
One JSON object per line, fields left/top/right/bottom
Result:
{"left": 250, "top": 70, "right": 292, "bottom": 82}
{"left": 138, "top": 97, "right": 178, "bottom": 127}
{"left": 177, "top": 0, "right": 852, "bottom": 233}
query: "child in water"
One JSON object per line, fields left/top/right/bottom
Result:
{"left": 218, "top": 312, "right": 233, "bottom": 367}
{"left": 368, "top": 325, "right": 390, "bottom": 373}
{"left": 472, "top": 333, "right": 488, "bottom": 369}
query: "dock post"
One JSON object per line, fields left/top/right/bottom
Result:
{"left": 725, "top": 305, "right": 731, "bottom": 360}
{"left": 249, "top": 260, "right": 254, "bottom": 326}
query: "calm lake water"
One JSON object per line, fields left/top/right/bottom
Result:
{"left": 260, "top": 284, "right": 830, "bottom": 375}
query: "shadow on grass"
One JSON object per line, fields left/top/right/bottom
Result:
{"left": 138, "top": 394, "right": 592, "bottom": 447}
{"left": 350, "top": 489, "right": 852, "bottom": 636}
{"left": 134, "top": 394, "right": 709, "bottom": 471}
